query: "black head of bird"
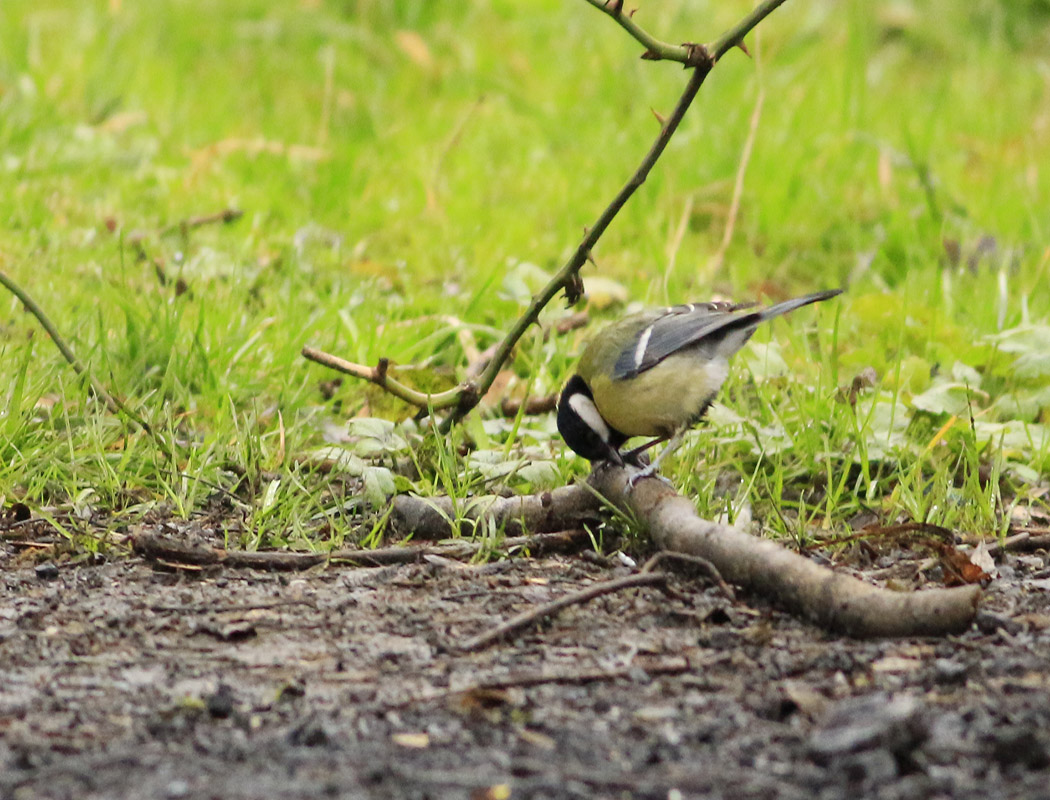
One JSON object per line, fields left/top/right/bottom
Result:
{"left": 556, "top": 288, "right": 843, "bottom": 478}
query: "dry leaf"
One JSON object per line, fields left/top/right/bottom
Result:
{"left": 935, "top": 542, "right": 993, "bottom": 586}
{"left": 391, "top": 732, "right": 430, "bottom": 749}
{"left": 395, "top": 30, "right": 434, "bottom": 70}
{"left": 871, "top": 656, "right": 922, "bottom": 673}
{"left": 968, "top": 541, "right": 997, "bottom": 579}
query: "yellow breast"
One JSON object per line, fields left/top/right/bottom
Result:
{"left": 588, "top": 353, "right": 729, "bottom": 438}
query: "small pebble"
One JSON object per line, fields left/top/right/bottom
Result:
{"left": 164, "top": 779, "right": 190, "bottom": 799}
{"left": 34, "top": 562, "right": 59, "bottom": 581}
{"left": 991, "top": 726, "right": 1050, "bottom": 769}
{"left": 933, "top": 659, "right": 969, "bottom": 685}
{"left": 975, "top": 610, "right": 1021, "bottom": 636}
{"left": 206, "top": 684, "right": 235, "bottom": 719}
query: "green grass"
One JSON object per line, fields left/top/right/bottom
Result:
{"left": 1, "top": 0, "right": 1048, "bottom": 552}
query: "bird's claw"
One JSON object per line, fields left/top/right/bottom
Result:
{"left": 626, "top": 466, "right": 672, "bottom": 491}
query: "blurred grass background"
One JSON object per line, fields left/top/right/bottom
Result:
{"left": 1, "top": 0, "right": 1048, "bottom": 549}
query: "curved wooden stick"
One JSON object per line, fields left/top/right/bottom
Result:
{"left": 589, "top": 468, "right": 981, "bottom": 637}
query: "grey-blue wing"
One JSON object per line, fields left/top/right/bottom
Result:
{"left": 610, "top": 290, "right": 842, "bottom": 381}
{"left": 612, "top": 302, "right": 759, "bottom": 381}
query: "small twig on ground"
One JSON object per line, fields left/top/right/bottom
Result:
{"left": 171, "top": 207, "right": 243, "bottom": 234}
{"left": 127, "top": 208, "right": 244, "bottom": 244}
{"left": 458, "top": 571, "right": 667, "bottom": 652}
{"left": 641, "top": 550, "right": 735, "bottom": 600}
{"left": 0, "top": 269, "right": 173, "bottom": 461}
{"left": 132, "top": 528, "right": 593, "bottom": 572}
{"left": 800, "top": 521, "right": 958, "bottom": 552}
{"left": 989, "top": 528, "right": 1050, "bottom": 555}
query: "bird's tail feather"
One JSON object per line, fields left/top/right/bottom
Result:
{"left": 757, "top": 288, "right": 843, "bottom": 322}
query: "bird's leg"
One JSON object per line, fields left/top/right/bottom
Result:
{"left": 628, "top": 428, "right": 686, "bottom": 486}
{"left": 621, "top": 436, "right": 667, "bottom": 468}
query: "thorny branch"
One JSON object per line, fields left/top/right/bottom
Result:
{"left": 303, "top": 0, "right": 791, "bottom": 428}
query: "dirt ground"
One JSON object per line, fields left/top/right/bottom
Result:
{"left": 3, "top": 522, "right": 1050, "bottom": 800}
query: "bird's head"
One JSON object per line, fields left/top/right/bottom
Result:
{"left": 556, "top": 374, "right": 624, "bottom": 465}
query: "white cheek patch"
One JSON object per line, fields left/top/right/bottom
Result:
{"left": 568, "top": 393, "right": 611, "bottom": 443}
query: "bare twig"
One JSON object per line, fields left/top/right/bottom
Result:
{"left": 441, "top": 57, "right": 713, "bottom": 430}
{"left": 458, "top": 571, "right": 667, "bottom": 651}
{"left": 128, "top": 208, "right": 244, "bottom": 243}
{"left": 301, "top": 346, "right": 465, "bottom": 410}
{"left": 641, "top": 550, "right": 735, "bottom": 600}
{"left": 800, "top": 521, "right": 958, "bottom": 552}
{"left": 0, "top": 269, "right": 173, "bottom": 460}
{"left": 165, "top": 207, "right": 243, "bottom": 236}
{"left": 304, "top": 0, "right": 793, "bottom": 430}
{"left": 988, "top": 528, "right": 1050, "bottom": 555}
{"left": 582, "top": 0, "right": 704, "bottom": 64}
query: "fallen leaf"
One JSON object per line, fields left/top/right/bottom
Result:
{"left": 968, "top": 541, "right": 997, "bottom": 578}
{"left": 391, "top": 732, "right": 430, "bottom": 749}
{"left": 934, "top": 542, "right": 992, "bottom": 586}
{"left": 395, "top": 30, "right": 434, "bottom": 70}
{"left": 871, "top": 656, "right": 922, "bottom": 673}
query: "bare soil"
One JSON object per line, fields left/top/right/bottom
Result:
{"left": 3, "top": 527, "right": 1050, "bottom": 800}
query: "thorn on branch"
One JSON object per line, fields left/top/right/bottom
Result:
{"left": 650, "top": 107, "right": 667, "bottom": 126}
{"left": 737, "top": 40, "right": 752, "bottom": 58}
{"left": 604, "top": 0, "right": 624, "bottom": 15}
{"left": 373, "top": 357, "right": 389, "bottom": 383}
{"left": 682, "top": 43, "right": 714, "bottom": 70}
{"left": 564, "top": 273, "right": 585, "bottom": 307}
{"left": 640, "top": 50, "right": 660, "bottom": 61}
{"left": 457, "top": 381, "right": 479, "bottom": 413}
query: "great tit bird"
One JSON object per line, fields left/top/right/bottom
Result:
{"left": 557, "top": 288, "right": 842, "bottom": 477}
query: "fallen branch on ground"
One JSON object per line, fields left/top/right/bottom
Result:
{"left": 131, "top": 527, "right": 592, "bottom": 571}
{"left": 388, "top": 485, "right": 601, "bottom": 540}
{"left": 588, "top": 467, "right": 981, "bottom": 637}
